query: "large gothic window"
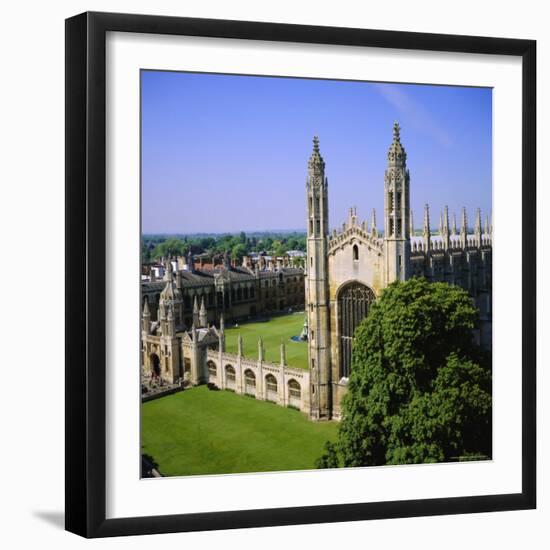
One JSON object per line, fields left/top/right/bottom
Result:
{"left": 338, "top": 282, "right": 376, "bottom": 378}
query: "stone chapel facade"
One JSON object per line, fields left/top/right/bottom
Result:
{"left": 306, "top": 123, "right": 492, "bottom": 420}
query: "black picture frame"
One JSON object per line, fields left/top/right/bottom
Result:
{"left": 65, "top": 11, "right": 536, "bottom": 538}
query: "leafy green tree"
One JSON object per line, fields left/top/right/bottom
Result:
{"left": 318, "top": 277, "right": 492, "bottom": 468}
{"left": 272, "top": 240, "right": 286, "bottom": 257}
{"left": 231, "top": 243, "right": 248, "bottom": 263}
{"left": 314, "top": 441, "right": 340, "bottom": 469}
{"left": 141, "top": 241, "right": 152, "bottom": 263}
{"left": 152, "top": 238, "right": 186, "bottom": 259}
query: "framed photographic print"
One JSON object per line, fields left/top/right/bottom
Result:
{"left": 65, "top": 11, "right": 536, "bottom": 538}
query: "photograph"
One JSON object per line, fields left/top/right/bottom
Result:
{"left": 139, "top": 70, "right": 493, "bottom": 478}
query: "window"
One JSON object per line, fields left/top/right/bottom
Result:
{"left": 338, "top": 282, "right": 376, "bottom": 378}
{"left": 225, "top": 365, "right": 236, "bottom": 390}
{"left": 244, "top": 369, "right": 256, "bottom": 396}
{"left": 288, "top": 379, "right": 301, "bottom": 407}
{"left": 265, "top": 374, "right": 278, "bottom": 401}
{"left": 309, "top": 220, "right": 313, "bottom": 233}
{"left": 353, "top": 244, "right": 359, "bottom": 261}
{"left": 316, "top": 220, "right": 321, "bottom": 234}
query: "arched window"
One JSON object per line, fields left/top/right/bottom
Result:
{"left": 243, "top": 287, "right": 249, "bottom": 300}
{"left": 353, "top": 244, "right": 359, "bottom": 261}
{"left": 338, "top": 282, "right": 376, "bottom": 378}
{"left": 244, "top": 369, "right": 256, "bottom": 396}
{"left": 225, "top": 365, "right": 236, "bottom": 390}
{"left": 288, "top": 379, "right": 301, "bottom": 408}
{"left": 265, "top": 374, "right": 278, "bottom": 402}
{"left": 207, "top": 360, "right": 217, "bottom": 383}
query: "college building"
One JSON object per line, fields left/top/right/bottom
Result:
{"left": 140, "top": 123, "right": 492, "bottom": 421}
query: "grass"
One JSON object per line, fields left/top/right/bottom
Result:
{"left": 224, "top": 312, "right": 309, "bottom": 369}
{"left": 141, "top": 386, "right": 338, "bottom": 476}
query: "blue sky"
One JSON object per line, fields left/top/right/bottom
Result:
{"left": 141, "top": 71, "right": 492, "bottom": 234}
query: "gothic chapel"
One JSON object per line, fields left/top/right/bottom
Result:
{"left": 305, "top": 123, "right": 492, "bottom": 420}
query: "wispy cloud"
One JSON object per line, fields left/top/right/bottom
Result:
{"left": 373, "top": 84, "right": 453, "bottom": 148}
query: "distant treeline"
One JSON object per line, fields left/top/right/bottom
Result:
{"left": 142, "top": 231, "right": 307, "bottom": 264}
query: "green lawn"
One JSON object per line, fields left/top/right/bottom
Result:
{"left": 141, "top": 386, "right": 337, "bottom": 476}
{"left": 224, "top": 312, "right": 309, "bottom": 369}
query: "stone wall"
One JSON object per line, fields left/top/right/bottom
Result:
{"left": 204, "top": 349, "right": 311, "bottom": 414}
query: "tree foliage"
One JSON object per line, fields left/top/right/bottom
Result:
{"left": 142, "top": 232, "right": 307, "bottom": 264}
{"left": 319, "top": 277, "right": 492, "bottom": 468}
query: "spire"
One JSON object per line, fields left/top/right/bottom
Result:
{"left": 442, "top": 205, "right": 450, "bottom": 249}
{"left": 387, "top": 121, "right": 407, "bottom": 167}
{"left": 165, "top": 304, "right": 175, "bottom": 337}
{"left": 176, "top": 269, "right": 182, "bottom": 290}
{"left": 280, "top": 339, "right": 286, "bottom": 366}
{"left": 423, "top": 203, "right": 431, "bottom": 252}
{"left": 141, "top": 299, "right": 151, "bottom": 334}
{"left": 371, "top": 208, "right": 378, "bottom": 237}
{"left": 452, "top": 212, "right": 457, "bottom": 236}
{"left": 460, "top": 207, "right": 468, "bottom": 248}
{"left": 192, "top": 296, "right": 199, "bottom": 327}
{"left": 484, "top": 214, "right": 490, "bottom": 235}
{"left": 219, "top": 313, "right": 225, "bottom": 334}
{"left": 439, "top": 211, "right": 443, "bottom": 235}
{"left": 237, "top": 334, "right": 243, "bottom": 357}
{"left": 258, "top": 337, "right": 264, "bottom": 362}
{"left": 199, "top": 296, "right": 207, "bottom": 327}
{"left": 218, "top": 324, "right": 225, "bottom": 352}
{"left": 475, "top": 207, "right": 482, "bottom": 232}
{"left": 475, "top": 208, "right": 482, "bottom": 247}
{"left": 308, "top": 135, "right": 325, "bottom": 182}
